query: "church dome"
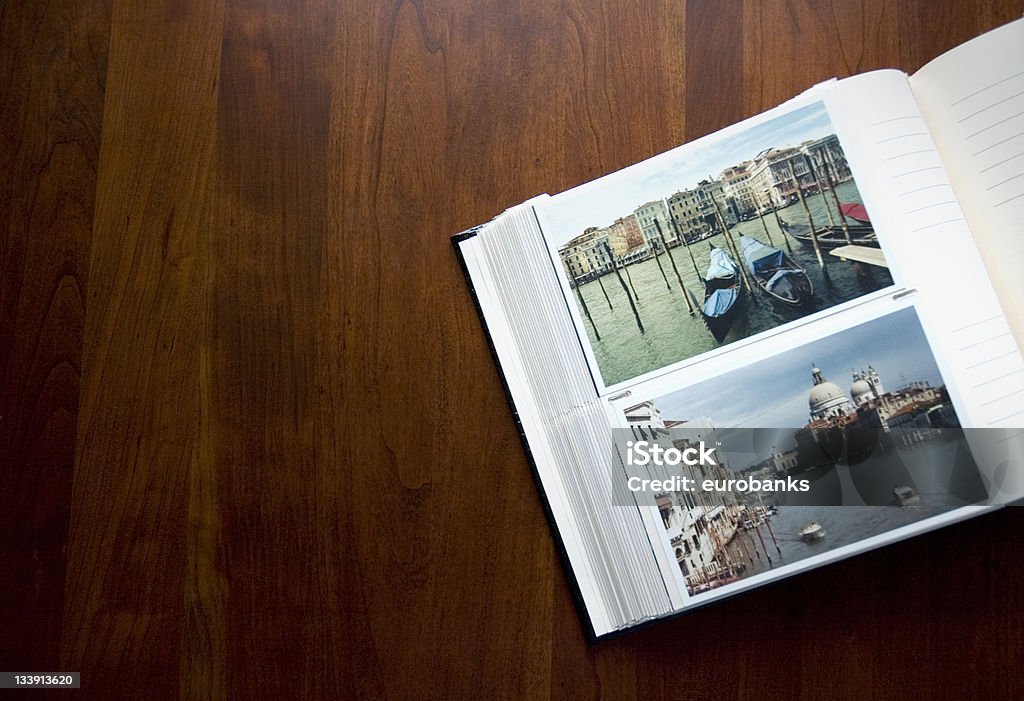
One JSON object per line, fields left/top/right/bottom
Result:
{"left": 851, "top": 378, "right": 874, "bottom": 405}
{"left": 808, "top": 365, "right": 855, "bottom": 419}
{"left": 809, "top": 381, "right": 847, "bottom": 410}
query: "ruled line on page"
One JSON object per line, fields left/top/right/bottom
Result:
{"left": 911, "top": 217, "right": 965, "bottom": 232}
{"left": 960, "top": 332, "right": 1012, "bottom": 351}
{"left": 951, "top": 69, "right": 1024, "bottom": 106}
{"left": 876, "top": 132, "right": 929, "bottom": 144}
{"left": 890, "top": 166, "right": 944, "bottom": 178}
{"left": 994, "top": 191, "right": 1024, "bottom": 208}
{"left": 974, "top": 368, "right": 1024, "bottom": 388}
{"left": 980, "top": 388, "right": 1024, "bottom": 407}
{"left": 883, "top": 149, "right": 939, "bottom": 161}
{"left": 952, "top": 315, "right": 1002, "bottom": 333}
{"left": 888, "top": 165, "right": 942, "bottom": 179}
{"left": 965, "top": 350, "right": 1020, "bottom": 370}
{"left": 991, "top": 407, "right": 1024, "bottom": 425}
{"left": 979, "top": 150, "right": 1024, "bottom": 173}
{"left": 965, "top": 109, "right": 1024, "bottom": 139}
{"left": 870, "top": 115, "right": 920, "bottom": 126}
{"left": 905, "top": 201, "right": 957, "bottom": 215}
{"left": 971, "top": 132, "right": 1024, "bottom": 157}
{"left": 898, "top": 183, "right": 952, "bottom": 197}
{"left": 985, "top": 171, "right": 1024, "bottom": 190}
{"left": 956, "top": 88, "right": 1024, "bottom": 123}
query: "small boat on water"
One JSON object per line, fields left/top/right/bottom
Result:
{"left": 893, "top": 485, "right": 921, "bottom": 506}
{"left": 800, "top": 522, "right": 826, "bottom": 543}
{"left": 779, "top": 219, "right": 879, "bottom": 249}
{"left": 701, "top": 245, "right": 743, "bottom": 342}
{"left": 840, "top": 201, "right": 871, "bottom": 224}
{"left": 739, "top": 235, "right": 813, "bottom": 306}
{"left": 685, "top": 229, "right": 718, "bottom": 245}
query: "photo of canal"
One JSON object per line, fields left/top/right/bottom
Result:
{"left": 573, "top": 181, "right": 893, "bottom": 386}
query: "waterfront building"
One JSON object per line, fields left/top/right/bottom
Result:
{"left": 624, "top": 400, "right": 667, "bottom": 441}
{"left": 746, "top": 135, "right": 852, "bottom": 208}
{"left": 631, "top": 404, "right": 715, "bottom": 580}
{"left": 624, "top": 400, "right": 681, "bottom": 485}
{"left": 633, "top": 406, "right": 746, "bottom": 590}
{"left": 747, "top": 148, "right": 791, "bottom": 208}
{"left": 667, "top": 188, "right": 706, "bottom": 241}
{"left": 766, "top": 147, "right": 815, "bottom": 202}
{"left": 885, "top": 404, "right": 939, "bottom": 446}
{"left": 695, "top": 178, "right": 738, "bottom": 227}
{"left": 659, "top": 495, "right": 720, "bottom": 585}
{"left": 606, "top": 213, "right": 645, "bottom": 258}
{"left": 771, "top": 445, "right": 800, "bottom": 473}
{"left": 558, "top": 227, "right": 612, "bottom": 282}
{"left": 666, "top": 180, "right": 736, "bottom": 243}
{"left": 634, "top": 200, "right": 671, "bottom": 248}
{"left": 721, "top": 162, "right": 758, "bottom": 217}
{"left": 803, "top": 134, "right": 852, "bottom": 183}
{"left": 672, "top": 434, "right": 736, "bottom": 511}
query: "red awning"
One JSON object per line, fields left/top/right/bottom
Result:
{"left": 840, "top": 201, "right": 870, "bottom": 224}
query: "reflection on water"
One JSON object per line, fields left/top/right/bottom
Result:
{"left": 573, "top": 182, "right": 893, "bottom": 385}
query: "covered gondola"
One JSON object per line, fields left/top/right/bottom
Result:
{"left": 739, "top": 235, "right": 813, "bottom": 306}
{"left": 701, "top": 245, "right": 743, "bottom": 342}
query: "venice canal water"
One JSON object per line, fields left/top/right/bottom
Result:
{"left": 573, "top": 182, "right": 894, "bottom": 386}
{"left": 705, "top": 437, "right": 988, "bottom": 593}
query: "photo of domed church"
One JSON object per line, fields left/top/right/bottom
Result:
{"left": 628, "top": 305, "right": 987, "bottom": 597}
{"left": 804, "top": 361, "right": 954, "bottom": 447}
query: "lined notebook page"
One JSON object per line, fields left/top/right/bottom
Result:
{"left": 910, "top": 19, "right": 1024, "bottom": 353}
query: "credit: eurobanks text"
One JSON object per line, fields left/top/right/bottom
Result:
{"left": 625, "top": 475, "right": 811, "bottom": 494}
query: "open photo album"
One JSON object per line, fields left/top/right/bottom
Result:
{"left": 452, "top": 19, "right": 1024, "bottom": 640}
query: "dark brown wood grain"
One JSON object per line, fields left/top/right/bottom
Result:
{"left": 1, "top": 0, "right": 1023, "bottom": 698}
{"left": 0, "top": 0, "right": 109, "bottom": 672}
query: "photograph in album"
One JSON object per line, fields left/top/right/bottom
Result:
{"left": 619, "top": 306, "right": 987, "bottom": 598}
{"left": 539, "top": 101, "right": 893, "bottom": 388}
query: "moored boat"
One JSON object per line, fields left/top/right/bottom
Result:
{"left": 739, "top": 235, "right": 814, "bottom": 306}
{"left": 701, "top": 245, "right": 743, "bottom": 342}
{"left": 685, "top": 229, "right": 718, "bottom": 245}
{"left": 779, "top": 219, "right": 879, "bottom": 249}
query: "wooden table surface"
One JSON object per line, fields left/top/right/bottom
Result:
{"left": 3, "top": 1, "right": 1023, "bottom": 698}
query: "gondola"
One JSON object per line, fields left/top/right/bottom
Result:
{"left": 739, "top": 235, "right": 813, "bottom": 306}
{"left": 701, "top": 245, "right": 743, "bottom": 342}
{"left": 778, "top": 218, "right": 879, "bottom": 249}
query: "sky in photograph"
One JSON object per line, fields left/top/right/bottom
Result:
{"left": 650, "top": 308, "right": 946, "bottom": 429}
{"left": 540, "top": 100, "right": 836, "bottom": 248}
